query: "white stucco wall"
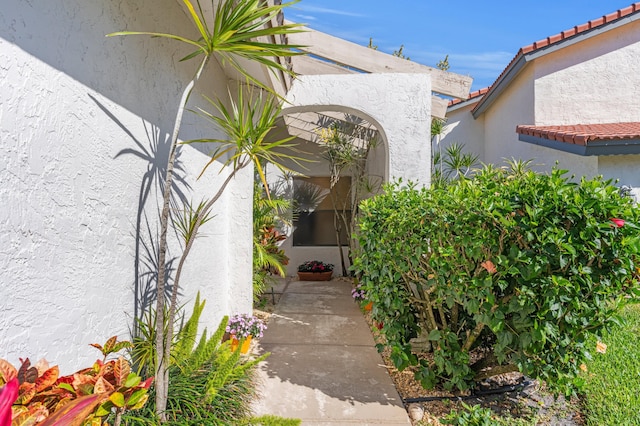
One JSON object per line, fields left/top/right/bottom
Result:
{"left": 0, "top": 0, "right": 252, "bottom": 373}
{"left": 285, "top": 73, "right": 432, "bottom": 186}
{"left": 599, "top": 154, "right": 640, "bottom": 201}
{"left": 446, "top": 60, "right": 599, "bottom": 177}
{"left": 534, "top": 19, "right": 640, "bottom": 125}
{"left": 441, "top": 103, "right": 486, "bottom": 164}
{"left": 531, "top": 22, "right": 640, "bottom": 191}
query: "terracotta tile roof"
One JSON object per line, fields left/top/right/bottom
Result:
{"left": 520, "top": 3, "right": 640, "bottom": 54}
{"left": 516, "top": 122, "right": 640, "bottom": 145}
{"left": 448, "top": 87, "right": 489, "bottom": 107}
{"left": 469, "top": 2, "right": 640, "bottom": 116}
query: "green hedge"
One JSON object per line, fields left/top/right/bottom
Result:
{"left": 353, "top": 165, "right": 640, "bottom": 394}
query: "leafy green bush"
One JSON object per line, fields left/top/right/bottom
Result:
{"left": 353, "top": 164, "right": 640, "bottom": 394}
{"left": 441, "top": 403, "right": 498, "bottom": 425}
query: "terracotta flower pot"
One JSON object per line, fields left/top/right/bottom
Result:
{"left": 297, "top": 271, "right": 333, "bottom": 281}
{"left": 230, "top": 335, "right": 252, "bottom": 354}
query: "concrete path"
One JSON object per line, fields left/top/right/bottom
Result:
{"left": 251, "top": 278, "right": 411, "bottom": 425}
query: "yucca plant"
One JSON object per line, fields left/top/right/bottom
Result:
{"left": 108, "top": 0, "right": 304, "bottom": 419}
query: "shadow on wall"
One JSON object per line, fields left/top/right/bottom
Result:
{"left": 91, "top": 95, "right": 191, "bottom": 333}
{"left": 0, "top": 0, "right": 195, "bottom": 130}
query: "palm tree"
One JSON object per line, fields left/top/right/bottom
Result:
{"left": 109, "top": 0, "right": 304, "bottom": 419}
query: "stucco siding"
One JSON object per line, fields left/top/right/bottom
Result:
{"left": 481, "top": 64, "right": 599, "bottom": 176}
{"left": 483, "top": 66, "right": 535, "bottom": 165}
{"left": 534, "top": 19, "right": 640, "bottom": 126}
{"left": 0, "top": 0, "right": 251, "bottom": 372}
{"left": 599, "top": 155, "right": 640, "bottom": 201}
{"left": 441, "top": 103, "right": 485, "bottom": 164}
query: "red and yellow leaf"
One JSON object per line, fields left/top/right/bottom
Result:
{"left": 0, "top": 359, "right": 17, "bottom": 383}
{"left": 113, "top": 357, "right": 130, "bottom": 387}
{"left": 139, "top": 377, "right": 154, "bottom": 390}
{"left": 93, "top": 377, "right": 114, "bottom": 395}
{"left": 102, "top": 336, "right": 118, "bottom": 355}
{"left": 35, "top": 366, "right": 59, "bottom": 392}
{"left": 15, "top": 382, "right": 36, "bottom": 405}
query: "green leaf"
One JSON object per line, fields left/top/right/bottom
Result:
{"left": 109, "top": 391, "right": 125, "bottom": 408}
{"left": 123, "top": 373, "right": 141, "bottom": 388}
{"left": 428, "top": 329, "right": 442, "bottom": 341}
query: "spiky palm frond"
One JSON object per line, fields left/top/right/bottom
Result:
{"left": 187, "top": 89, "right": 307, "bottom": 194}
{"left": 108, "top": 0, "right": 305, "bottom": 93}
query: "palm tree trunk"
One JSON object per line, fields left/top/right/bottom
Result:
{"left": 155, "top": 56, "right": 208, "bottom": 421}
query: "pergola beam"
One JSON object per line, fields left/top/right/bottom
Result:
{"left": 287, "top": 25, "right": 472, "bottom": 100}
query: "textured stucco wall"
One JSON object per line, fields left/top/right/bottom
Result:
{"left": 440, "top": 103, "right": 486, "bottom": 164}
{"left": 534, "top": 19, "right": 640, "bottom": 125}
{"left": 448, "top": 63, "right": 598, "bottom": 176}
{"left": 599, "top": 155, "right": 640, "bottom": 201}
{"left": 285, "top": 73, "right": 432, "bottom": 186}
{"left": 484, "top": 65, "right": 598, "bottom": 175}
{"left": 0, "top": 0, "right": 252, "bottom": 373}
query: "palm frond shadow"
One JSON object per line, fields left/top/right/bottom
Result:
{"left": 90, "top": 95, "right": 188, "bottom": 336}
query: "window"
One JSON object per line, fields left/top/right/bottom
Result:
{"left": 293, "top": 176, "right": 351, "bottom": 246}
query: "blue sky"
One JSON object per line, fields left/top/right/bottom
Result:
{"left": 285, "top": 1, "right": 635, "bottom": 91}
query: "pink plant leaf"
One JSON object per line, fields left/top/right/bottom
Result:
{"left": 0, "top": 378, "right": 18, "bottom": 426}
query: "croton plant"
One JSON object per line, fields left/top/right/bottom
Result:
{"left": 0, "top": 336, "right": 152, "bottom": 426}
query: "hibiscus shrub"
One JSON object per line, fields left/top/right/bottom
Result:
{"left": 353, "top": 164, "right": 640, "bottom": 394}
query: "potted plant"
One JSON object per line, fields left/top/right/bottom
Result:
{"left": 226, "top": 314, "right": 267, "bottom": 354}
{"left": 297, "top": 260, "right": 334, "bottom": 281}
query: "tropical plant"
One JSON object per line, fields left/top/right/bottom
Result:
{"left": 126, "top": 294, "right": 268, "bottom": 424}
{"left": 432, "top": 141, "right": 479, "bottom": 187}
{"left": 253, "top": 179, "right": 290, "bottom": 302}
{"left": 316, "top": 121, "right": 380, "bottom": 275}
{"left": 354, "top": 163, "right": 640, "bottom": 394}
{"left": 0, "top": 337, "right": 151, "bottom": 426}
{"left": 108, "top": 0, "right": 304, "bottom": 419}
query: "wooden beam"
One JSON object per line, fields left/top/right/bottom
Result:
{"left": 287, "top": 25, "right": 472, "bottom": 100}
{"left": 291, "top": 56, "right": 353, "bottom": 76}
{"left": 431, "top": 96, "right": 449, "bottom": 120}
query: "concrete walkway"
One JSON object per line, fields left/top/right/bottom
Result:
{"left": 251, "top": 277, "right": 411, "bottom": 425}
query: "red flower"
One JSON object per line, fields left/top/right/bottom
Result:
{"left": 610, "top": 218, "right": 625, "bottom": 227}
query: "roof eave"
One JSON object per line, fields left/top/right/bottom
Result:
{"left": 518, "top": 134, "right": 640, "bottom": 156}
{"left": 448, "top": 95, "right": 484, "bottom": 113}
{"left": 472, "top": 54, "right": 527, "bottom": 118}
